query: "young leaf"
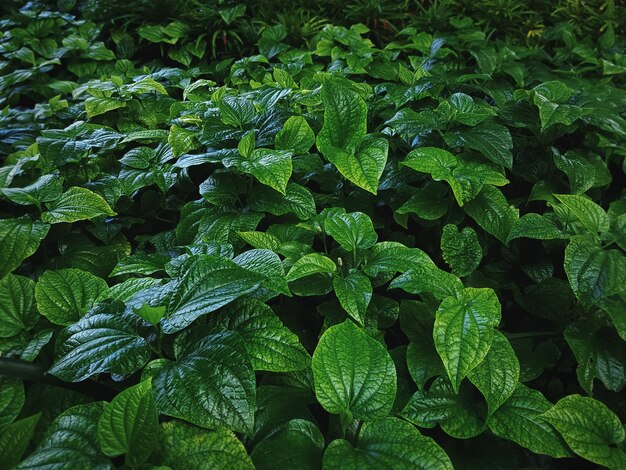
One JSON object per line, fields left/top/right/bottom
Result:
{"left": 323, "top": 417, "right": 452, "bottom": 470}
{"left": 35, "top": 268, "right": 108, "bottom": 326}
{"left": 239, "top": 149, "right": 293, "bottom": 194}
{"left": 153, "top": 330, "right": 256, "bottom": 433}
{"left": 464, "top": 185, "right": 518, "bottom": 243}
{"left": 554, "top": 194, "right": 610, "bottom": 233}
{"left": 541, "top": 395, "right": 626, "bottom": 468}
{"left": 98, "top": 379, "right": 158, "bottom": 467}
{"left": 434, "top": 288, "right": 502, "bottom": 392}
{"left": 275, "top": 116, "right": 315, "bottom": 154}
{"left": 312, "top": 320, "right": 396, "bottom": 420}
{"left": 0, "top": 274, "right": 38, "bottom": 337}
{"left": 41, "top": 187, "right": 116, "bottom": 224}
{"left": 324, "top": 211, "right": 377, "bottom": 252}
{"left": 286, "top": 253, "right": 336, "bottom": 282}
{"left": 0, "top": 174, "right": 63, "bottom": 206}
{"left": 333, "top": 270, "right": 372, "bottom": 326}
{"left": 487, "top": 384, "right": 572, "bottom": 458}
{"left": 444, "top": 122, "right": 513, "bottom": 168}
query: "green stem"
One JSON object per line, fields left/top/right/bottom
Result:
{"left": 504, "top": 331, "right": 560, "bottom": 340}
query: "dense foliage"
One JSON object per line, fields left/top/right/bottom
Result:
{"left": 1, "top": 1, "right": 626, "bottom": 468}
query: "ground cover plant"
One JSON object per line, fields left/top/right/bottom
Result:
{"left": 1, "top": 0, "right": 626, "bottom": 468}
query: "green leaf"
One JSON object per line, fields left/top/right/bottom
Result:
{"left": 0, "top": 413, "right": 40, "bottom": 468}
{"left": 0, "top": 274, "right": 38, "bottom": 337}
{"left": 401, "top": 378, "right": 485, "bottom": 438}
{"left": 317, "top": 82, "right": 387, "bottom": 194}
{"left": 238, "top": 130, "right": 256, "bottom": 158}
{"left": 506, "top": 213, "right": 568, "bottom": 243}
{"left": 286, "top": 253, "right": 336, "bottom": 282}
{"left": 41, "top": 187, "right": 116, "bottom": 224}
{"left": 252, "top": 419, "right": 324, "bottom": 470}
{"left": 153, "top": 330, "right": 256, "bottom": 433}
{"left": 219, "top": 95, "right": 256, "bottom": 127}
{"left": 406, "top": 340, "right": 445, "bottom": 390}
{"left": 487, "top": 384, "right": 572, "bottom": 458}
{"left": 468, "top": 331, "right": 520, "bottom": 415}
{"left": 168, "top": 124, "right": 198, "bottom": 157}
{"left": 312, "top": 320, "right": 396, "bottom": 420}
{"left": 98, "top": 379, "right": 158, "bottom": 467}
{"left": 541, "top": 395, "right": 626, "bottom": 468}
{"left": 0, "top": 217, "right": 49, "bottom": 279}
{"left": 333, "top": 270, "right": 372, "bottom": 326}
{"left": 207, "top": 300, "right": 310, "bottom": 372}
{"left": 275, "top": 116, "right": 315, "bottom": 154}
{"left": 464, "top": 185, "right": 518, "bottom": 243}
{"left": 48, "top": 304, "right": 152, "bottom": 382}
{"left": 531, "top": 81, "right": 582, "bottom": 130}
{"left": 0, "top": 174, "right": 63, "bottom": 206}
{"left": 85, "top": 97, "right": 126, "bottom": 118}
{"left": 554, "top": 194, "right": 610, "bottom": 233}
{"left": 444, "top": 122, "right": 513, "bottom": 168}
{"left": 233, "top": 249, "right": 290, "bottom": 296}
{"left": 402, "top": 147, "right": 456, "bottom": 181}
{"left": 324, "top": 211, "right": 377, "bottom": 252}
{"left": 0, "top": 377, "right": 24, "bottom": 429}
{"left": 390, "top": 263, "right": 464, "bottom": 302}
{"left": 553, "top": 150, "right": 612, "bottom": 195}
{"left": 35, "top": 268, "right": 109, "bottom": 326}
{"left": 564, "top": 323, "right": 626, "bottom": 395}
{"left": 164, "top": 255, "right": 264, "bottom": 333}
{"left": 440, "top": 225, "right": 482, "bottom": 277}
{"left": 434, "top": 288, "right": 502, "bottom": 392}
{"left": 16, "top": 403, "right": 110, "bottom": 470}
{"left": 323, "top": 417, "right": 452, "bottom": 470}
{"left": 156, "top": 420, "right": 254, "bottom": 469}
{"left": 237, "top": 231, "right": 282, "bottom": 251}
{"left": 564, "top": 235, "right": 626, "bottom": 305}
{"left": 396, "top": 182, "right": 449, "bottom": 220}
{"left": 239, "top": 149, "right": 293, "bottom": 194}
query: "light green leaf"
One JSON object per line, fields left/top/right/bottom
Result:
{"left": 0, "top": 274, "right": 38, "bottom": 337}
{"left": 440, "top": 225, "right": 482, "bottom": 277}
{"left": 85, "top": 97, "right": 126, "bottom": 118}
{"left": 98, "top": 380, "right": 158, "bottom": 467}
{"left": 0, "top": 174, "right": 63, "bottom": 206}
{"left": 316, "top": 82, "right": 387, "bottom": 194}
{"left": 324, "top": 211, "right": 377, "bottom": 252}
{"left": 323, "top": 417, "right": 452, "bottom": 470}
{"left": 111, "top": 253, "right": 170, "bottom": 277}
{"left": 554, "top": 194, "right": 610, "bottom": 233}
{"left": 239, "top": 149, "right": 293, "bottom": 194}
{"left": 41, "top": 187, "right": 115, "bottom": 224}
{"left": 252, "top": 419, "right": 324, "bottom": 470}
{"left": 157, "top": 420, "right": 254, "bottom": 470}
{"left": 237, "top": 231, "right": 282, "bottom": 251}
{"left": 362, "top": 241, "right": 433, "bottom": 277}
{"left": 164, "top": 255, "right": 264, "bottom": 333}
{"left": 238, "top": 130, "right": 256, "bottom": 158}
{"left": 0, "top": 413, "right": 40, "bottom": 468}
{"left": 312, "top": 320, "right": 396, "bottom": 420}
{"left": 487, "top": 384, "right": 572, "bottom": 458}
{"left": 564, "top": 235, "right": 626, "bottom": 305}
{"left": 35, "top": 268, "right": 109, "bottom": 326}
{"left": 531, "top": 81, "right": 582, "bottom": 130}
{"left": 468, "top": 331, "right": 520, "bottom": 415}
{"left": 402, "top": 147, "right": 456, "bottom": 181}
{"left": 207, "top": 299, "right": 310, "bottom": 372}
{"left": 464, "top": 185, "right": 518, "bottom": 243}
{"left": 0, "top": 217, "right": 50, "bottom": 279}
{"left": 389, "top": 263, "right": 463, "bottom": 301}
{"left": 233, "top": 249, "right": 290, "bottom": 296}
{"left": 333, "top": 270, "right": 372, "bottom": 326}
{"left": 48, "top": 304, "right": 152, "bottom": 382}
{"left": 219, "top": 95, "right": 256, "bottom": 127}
{"left": 541, "top": 395, "right": 626, "bottom": 468}
{"left": 153, "top": 330, "right": 256, "bottom": 433}
{"left": 168, "top": 124, "right": 198, "bottom": 157}
{"left": 275, "top": 116, "right": 315, "bottom": 154}
{"left": 16, "top": 403, "right": 110, "bottom": 470}
{"left": 434, "top": 288, "right": 502, "bottom": 392}
{"left": 286, "top": 253, "right": 336, "bottom": 282}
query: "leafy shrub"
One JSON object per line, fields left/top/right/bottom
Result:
{"left": 1, "top": 1, "right": 626, "bottom": 469}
